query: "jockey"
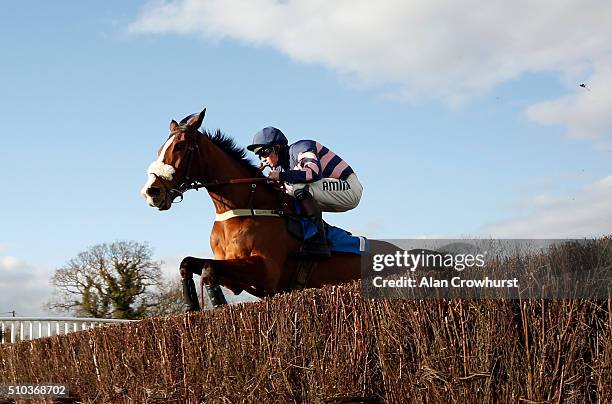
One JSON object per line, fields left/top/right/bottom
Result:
{"left": 247, "top": 127, "right": 363, "bottom": 257}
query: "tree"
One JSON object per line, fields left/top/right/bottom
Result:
{"left": 46, "top": 241, "right": 163, "bottom": 319}
{"left": 146, "top": 276, "right": 186, "bottom": 317}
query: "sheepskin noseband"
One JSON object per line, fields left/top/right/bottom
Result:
{"left": 147, "top": 160, "right": 176, "bottom": 181}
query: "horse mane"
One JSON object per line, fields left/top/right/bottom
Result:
{"left": 178, "top": 113, "right": 262, "bottom": 177}
{"left": 203, "top": 129, "right": 262, "bottom": 177}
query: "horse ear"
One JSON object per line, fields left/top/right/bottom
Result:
{"left": 186, "top": 108, "right": 206, "bottom": 129}
{"left": 169, "top": 120, "right": 179, "bottom": 132}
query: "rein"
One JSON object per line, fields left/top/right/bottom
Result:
{"left": 172, "top": 178, "right": 286, "bottom": 222}
{"left": 169, "top": 177, "right": 278, "bottom": 202}
{"left": 162, "top": 128, "right": 286, "bottom": 220}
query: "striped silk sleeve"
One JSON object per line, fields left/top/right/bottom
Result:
{"left": 281, "top": 151, "right": 322, "bottom": 183}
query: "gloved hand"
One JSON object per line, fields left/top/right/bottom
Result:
{"left": 268, "top": 170, "right": 281, "bottom": 181}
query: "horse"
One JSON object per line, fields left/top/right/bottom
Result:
{"left": 141, "top": 108, "right": 381, "bottom": 310}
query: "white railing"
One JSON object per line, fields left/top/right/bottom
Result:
{"left": 0, "top": 317, "right": 137, "bottom": 344}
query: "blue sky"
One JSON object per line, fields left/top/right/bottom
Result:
{"left": 1, "top": 1, "right": 611, "bottom": 315}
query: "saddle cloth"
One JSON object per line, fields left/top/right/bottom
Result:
{"left": 300, "top": 219, "right": 368, "bottom": 255}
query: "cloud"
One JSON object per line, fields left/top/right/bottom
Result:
{"left": 527, "top": 57, "right": 612, "bottom": 138}
{"left": 129, "top": 0, "right": 612, "bottom": 135}
{"left": 0, "top": 254, "right": 52, "bottom": 317}
{"left": 481, "top": 175, "right": 612, "bottom": 238}
{"left": 0, "top": 256, "right": 21, "bottom": 271}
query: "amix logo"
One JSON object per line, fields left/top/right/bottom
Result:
{"left": 322, "top": 180, "right": 351, "bottom": 191}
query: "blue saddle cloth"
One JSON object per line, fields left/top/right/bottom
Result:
{"left": 301, "top": 219, "right": 368, "bottom": 255}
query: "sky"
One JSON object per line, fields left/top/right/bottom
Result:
{"left": 1, "top": 0, "right": 611, "bottom": 316}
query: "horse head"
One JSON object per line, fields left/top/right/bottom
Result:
{"left": 141, "top": 108, "right": 206, "bottom": 210}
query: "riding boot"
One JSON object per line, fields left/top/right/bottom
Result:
{"left": 295, "top": 187, "right": 331, "bottom": 258}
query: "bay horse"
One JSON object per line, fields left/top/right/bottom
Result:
{"left": 141, "top": 109, "right": 374, "bottom": 310}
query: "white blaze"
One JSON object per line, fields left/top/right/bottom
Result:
{"left": 141, "top": 135, "right": 177, "bottom": 203}
{"left": 147, "top": 136, "right": 176, "bottom": 180}
{"left": 140, "top": 173, "right": 158, "bottom": 201}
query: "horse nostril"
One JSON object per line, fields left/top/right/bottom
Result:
{"left": 147, "top": 187, "right": 161, "bottom": 197}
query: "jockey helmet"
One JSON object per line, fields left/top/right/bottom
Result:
{"left": 247, "top": 127, "right": 288, "bottom": 154}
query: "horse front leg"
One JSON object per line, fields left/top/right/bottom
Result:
{"left": 179, "top": 256, "right": 203, "bottom": 312}
{"left": 200, "top": 262, "right": 227, "bottom": 309}
{"left": 180, "top": 256, "right": 268, "bottom": 310}
{"left": 180, "top": 256, "right": 227, "bottom": 310}
{"left": 200, "top": 256, "right": 270, "bottom": 307}
{"left": 180, "top": 257, "right": 228, "bottom": 310}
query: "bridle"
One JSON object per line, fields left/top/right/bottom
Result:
{"left": 162, "top": 125, "right": 209, "bottom": 203}
{"left": 155, "top": 125, "right": 286, "bottom": 215}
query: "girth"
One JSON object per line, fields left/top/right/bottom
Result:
{"left": 215, "top": 209, "right": 284, "bottom": 222}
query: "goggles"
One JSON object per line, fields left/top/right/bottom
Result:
{"left": 255, "top": 146, "right": 274, "bottom": 158}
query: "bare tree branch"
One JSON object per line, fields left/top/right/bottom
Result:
{"left": 46, "top": 241, "right": 165, "bottom": 319}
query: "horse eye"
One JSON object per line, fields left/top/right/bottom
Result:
{"left": 174, "top": 143, "right": 185, "bottom": 152}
